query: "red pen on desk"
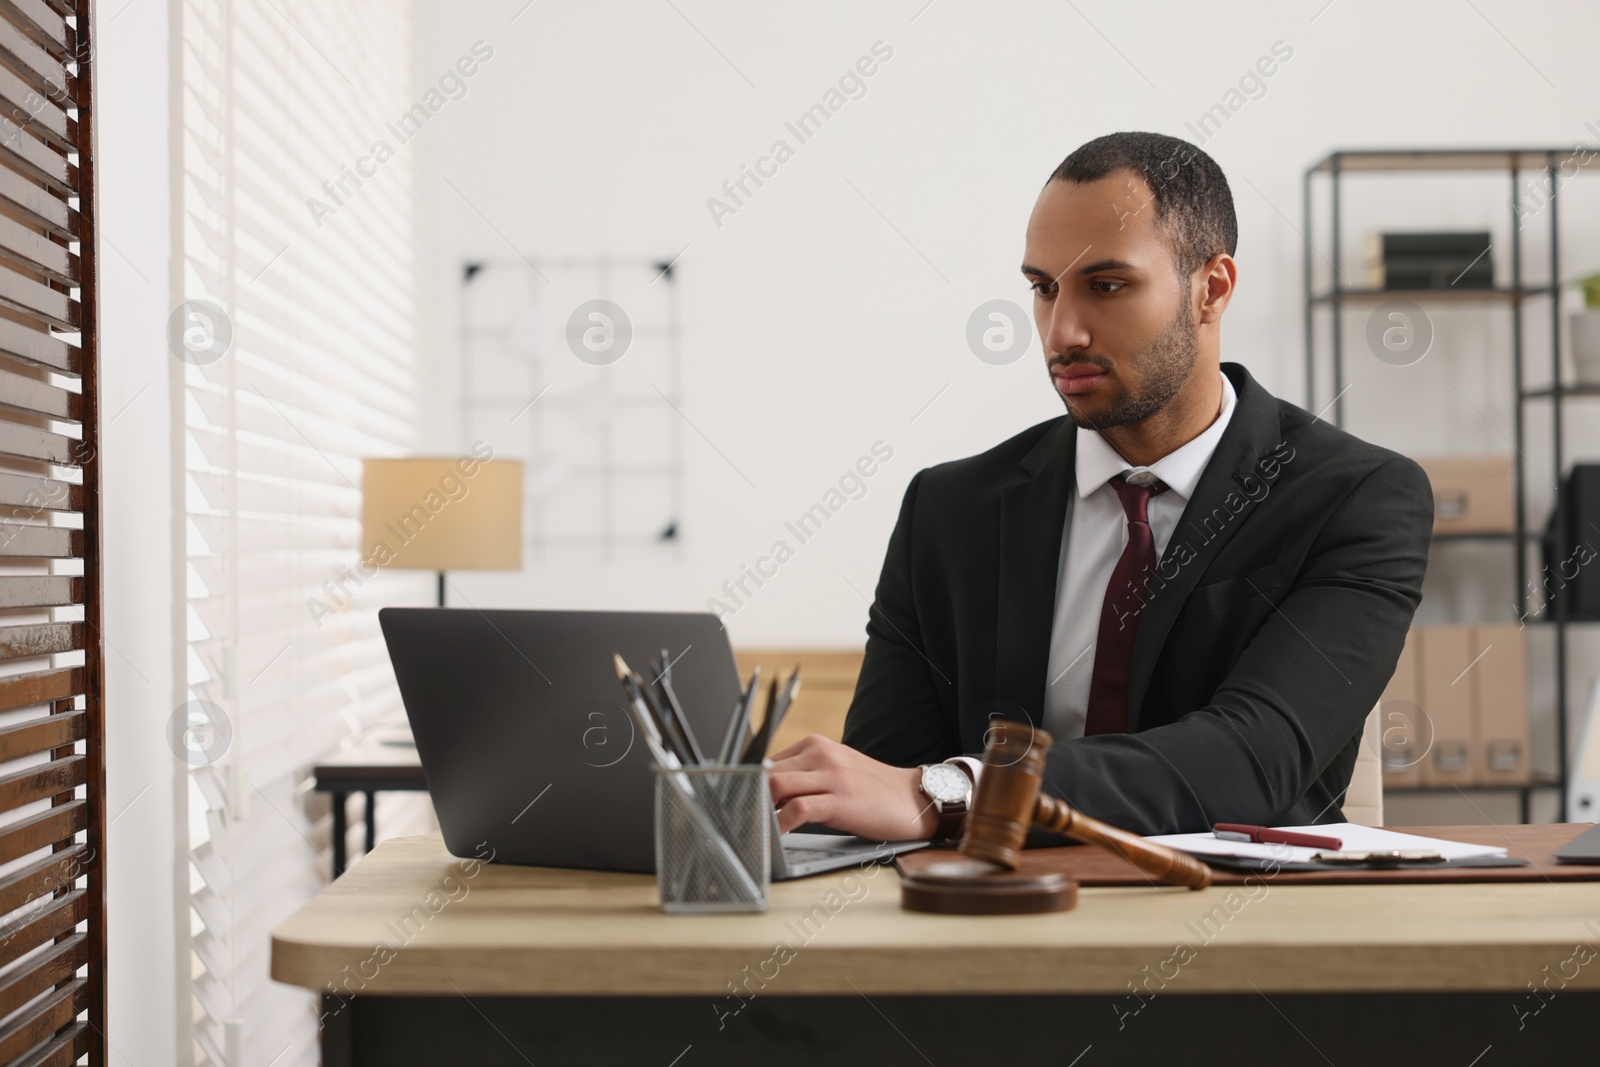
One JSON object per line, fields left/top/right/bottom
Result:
{"left": 1213, "top": 823, "right": 1343, "bottom": 850}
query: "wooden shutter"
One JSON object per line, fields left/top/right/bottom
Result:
{"left": 0, "top": 0, "right": 103, "bottom": 1065}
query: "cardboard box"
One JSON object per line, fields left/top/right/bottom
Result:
{"left": 1469, "top": 624, "right": 1530, "bottom": 785}
{"left": 1379, "top": 629, "right": 1424, "bottom": 787}
{"left": 1418, "top": 626, "right": 1476, "bottom": 786}
{"left": 1415, "top": 456, "right": 1514, "bottom": 535}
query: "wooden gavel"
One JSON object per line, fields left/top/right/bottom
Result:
{"left": 960, "top": 719, "right": 1211, "bottom": 890}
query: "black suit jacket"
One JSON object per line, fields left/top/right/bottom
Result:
{"left": 839, "top": 361, "right": 1433, "bottom": 835}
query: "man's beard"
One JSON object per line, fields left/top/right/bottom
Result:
{"left": 1058, "top": 293, "right": 1198, "bottom": 431}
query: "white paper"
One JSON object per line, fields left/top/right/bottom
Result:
{"left": 1143, "top": 822, "right": 1509, "bottom": 864}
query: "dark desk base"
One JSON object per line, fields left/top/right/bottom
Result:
{"left": 320, "top": 989, "right": 1593, "bottom": 1065}
{"left": 327, "top": 790, "right": 377, "bottom": 876}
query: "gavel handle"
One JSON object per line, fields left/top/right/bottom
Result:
{"left": 1034, "top": 794, "right": 1212, "bottom": 890}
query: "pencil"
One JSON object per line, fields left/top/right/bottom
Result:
{"left": 717, "top": 665, "right": 760, "bottom": 765}
{"left": 653, "top": 649, "right": 706, "bottom": 765}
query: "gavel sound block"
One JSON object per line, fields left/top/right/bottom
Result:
{"left": 900, "top": 721, "right": 1212, "bottom": 915}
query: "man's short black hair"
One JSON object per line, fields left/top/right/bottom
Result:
{"left": 1049, "top": 131, "right": 1237, "bottom": 279}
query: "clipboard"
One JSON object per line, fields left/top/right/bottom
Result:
{"left": 1197, "top": 852, "right": 1529, "bottom": 874}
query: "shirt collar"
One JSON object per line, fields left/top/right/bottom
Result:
{"left": 1074, "top": 370, "right": 1237, "bottom": 502}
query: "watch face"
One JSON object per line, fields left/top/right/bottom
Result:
{"left": 922, "top": 763, "right": 970, "bottom": 804}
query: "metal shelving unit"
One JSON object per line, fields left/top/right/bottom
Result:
{"left": 1304, "top": 147, "right": 1594, "bottom": 821}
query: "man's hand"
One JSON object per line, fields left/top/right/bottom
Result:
{"left": 766, "top": 734, "right": 939, "bottom": 841}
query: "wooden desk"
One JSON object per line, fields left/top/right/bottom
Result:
{"left": 273, "top": 832, "right": 1600, "bottom": 1065}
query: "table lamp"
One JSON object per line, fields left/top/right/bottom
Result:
{"left": 360, "top": 456, "right": 524, "bottom": 607}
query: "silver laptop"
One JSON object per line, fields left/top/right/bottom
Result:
{"left": 378, "top": 607, "right": 926, "bottom": 880}
{"left": 771, "top": 810, "right": 923, "bottom": 877}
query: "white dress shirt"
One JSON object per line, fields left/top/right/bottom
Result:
{"left": 947, "top": 371, "right": 1236, "bottom": 788}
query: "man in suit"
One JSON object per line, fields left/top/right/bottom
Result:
{"left": 768, "top": 131, "right": 1433, "bottom": 840}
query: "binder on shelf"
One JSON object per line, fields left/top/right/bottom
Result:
{"left": 1419, "top": 626, "right": 1475, "bottom": 787}
{"left": 1469, "top": 624, "right": 1530, "bottom": 786}
{"left": 1364, "top": 231, "right": 1494, "bottom": 290}
{"left": 1364, "top": 231, "right": 1493, "bottom": 261}
{"left": 1379, "top": 629, "right": 1423, "bottom": 788}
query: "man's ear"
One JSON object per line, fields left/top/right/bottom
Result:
{"left": 1196, "top": 253, "right": 1236, "bottom": 325}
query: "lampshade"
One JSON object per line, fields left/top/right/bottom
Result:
{"left": 360, "top": 457, "right": 523, "bottom": 572}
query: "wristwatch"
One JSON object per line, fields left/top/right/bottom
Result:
{"left": 918, "top": 761, "right": 974, "bottom": 844}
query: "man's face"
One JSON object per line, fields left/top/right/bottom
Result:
{"left": 1022, "top": 171, "right": 1200, "bottom": 431}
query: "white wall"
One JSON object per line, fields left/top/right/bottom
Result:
{"left": 97, "top": 0, "right": 178, "bottom": 1061}
{"left": 413, "top": 0, "right": 1600, "bottom": 654}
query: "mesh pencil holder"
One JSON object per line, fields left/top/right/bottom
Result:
{"left": 653, "top": 763, "right": 771, "bottom": 913}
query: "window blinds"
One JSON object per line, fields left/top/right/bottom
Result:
{"left": 174, "top": 2, "right": 423, "bottom": 1063}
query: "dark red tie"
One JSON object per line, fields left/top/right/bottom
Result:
{"left": 1084, "top": 474, "right": 1169, "bottom": 736}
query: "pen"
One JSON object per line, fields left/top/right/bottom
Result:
{"left": 1213, "top": 823, "right": 1343, "bottom": 850}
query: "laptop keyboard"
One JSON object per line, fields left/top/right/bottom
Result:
{"left": 785, "top": 847, "right": 851, "bottom": 864}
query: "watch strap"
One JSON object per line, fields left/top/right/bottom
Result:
{"left": 927, "top": 760, "right": 973, "bottom": 845}
{"left": 932, "top": 801, "right": 967, "bottom": 845}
